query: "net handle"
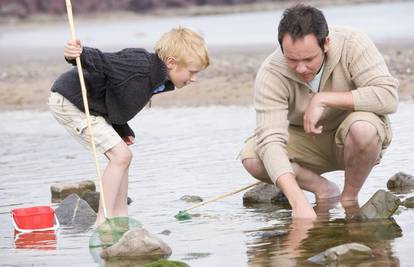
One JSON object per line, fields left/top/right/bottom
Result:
{"left": 65, "top": 0, "right": 108, "bottom": 219}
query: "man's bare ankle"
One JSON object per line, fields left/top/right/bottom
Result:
{"left": 316, "top": 181, "right": 341, "bottom": 199}
{"left": 341, "top": 195, "right": 359, "bottom": 207}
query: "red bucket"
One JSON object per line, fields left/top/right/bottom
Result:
{"left": 11, "top": 206, "right": 59, "bottom": 233}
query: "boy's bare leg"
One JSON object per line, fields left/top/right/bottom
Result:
{"left": 242, "top": 159, "right": 340, "bottom": 199}
{"left": 341, "top": 121, "right": 381, "bottom": 203}
{"left": 95, "top": 142, "right": 132, "bottom": 226}
{"left": 112, "top": 168, "right": 129, "bottom": 217}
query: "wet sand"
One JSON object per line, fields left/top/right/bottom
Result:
{"left": 0, "top": 41, "right": 413, "bottom": 111}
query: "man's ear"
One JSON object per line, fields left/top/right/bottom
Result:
{"left": 166, "top": 56, "right": 176, "bottom": 70}
{"left": 323, "top": 37, "right": 330, "bottom": 53}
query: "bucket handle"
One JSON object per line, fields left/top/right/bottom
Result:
{"left": 11, "top": 213, "right": 60, "bottom": 233}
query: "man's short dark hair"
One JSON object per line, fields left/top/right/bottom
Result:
{"left": 278, "top": 4, "right": 329, "bottom": 51}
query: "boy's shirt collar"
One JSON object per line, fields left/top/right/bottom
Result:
{"left": 150, "top": 53, "right": 175, "bottom": 93}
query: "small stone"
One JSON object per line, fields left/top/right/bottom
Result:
{"left": 387, "top": 172, "right": 414, "bottom": 189}
{"left": 159, "top": 230, "right": 171, "bottom": 236}
{"left": 307, "top": 243, "right": 372, "bottom": 264}
{"left": 402, "top": 196, "right": 414, "bottom": 208}
{"left": 253, "top": 230, "right": 288, "bottom": 239}
{"left": 179, "top": 195, "right": 203, "bottom": 203}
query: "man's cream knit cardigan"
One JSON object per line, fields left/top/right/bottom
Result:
{"left": 254, "top": 26, "right": 399, "bottom": 183}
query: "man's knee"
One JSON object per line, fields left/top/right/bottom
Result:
{"left": 242, "top": 158, "right": 266, "bottom": 177}
{"left": 346, "top": 121, "right": 380, "bottom": 151}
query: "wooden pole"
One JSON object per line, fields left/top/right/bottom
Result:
{"left": 65, "top": 0, "right": 108, "bottom": 219}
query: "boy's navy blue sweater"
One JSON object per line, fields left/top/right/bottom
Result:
{"left": 51, "top": 47, "right": 175, "bottom": 138}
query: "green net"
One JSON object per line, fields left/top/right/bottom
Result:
{"left": 89, "top": 216, "right": 142, "bottom": 249}
{"left": 174, "top": 211, "right": 192, "bottom": 221}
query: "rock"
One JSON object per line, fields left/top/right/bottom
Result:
{"left": 80, "top": 191, "right": 133, "bottom": 213}
{"left": 402, "top": 196, "right": 414, "bottom": 208}
{"left": 55, "top": 193, "right": 96, "bottom": 228}
{"left": 387, "top": 172, "right": 414, "bottom": 189}
{"left": 81, "top": 191, "right": 100, "bottom": 212}
{"left": 159, "top": 230, "right": 171, "bottom": 236}
{"left": 100, "top": 228, "right": 172, "bottom": 260}
{"left": 51, "top": 180, "right": 96, "bottom": 203}
{"left": 307, "top": 242, "right": 372, "bottom": 265}
{"left": 179, "top": 195, "right": 203, "bottom": 203}
{"left": 127, "top": 197, "right": 133, "bottom": 205}
{"left": 243, "top": 183, "right": 288, "bottom": 204}
{"left": 252, "top": 230, "right": 288, "bottom": 239}
{"left": 351, "top": 190, "right": 400, "bottom": 221}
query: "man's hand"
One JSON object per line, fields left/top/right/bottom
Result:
{"left": 64, "top": 39, "right": 82, "bottom": 60}
{"left": 303, "top": 91, "right": 355, "bottom": 134}
{"left": 303, "top": 93, "right": 325, "bottom": 134}
{"left": 123, "top": 136, "right": 135, "bottom": 146}
{"left": 276, "top": 173, "right": 317, "bottom": 219}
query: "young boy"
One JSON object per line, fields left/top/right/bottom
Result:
{"left": 48, "top": 27, "right": 209, "bottom": 226}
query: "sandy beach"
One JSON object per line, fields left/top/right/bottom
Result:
{"left": 0, "top": 0, "right": 413, "bottom": 110}
{"left": 0, "top": 41, "right": 413, "bottom": 111}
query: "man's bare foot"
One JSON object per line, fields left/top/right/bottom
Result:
{"left": 316, "top": 180, "right": 341, "bottom": 200}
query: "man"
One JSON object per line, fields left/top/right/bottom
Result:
{"left": 240, "top": 4, "right": 398, "bottom": 218}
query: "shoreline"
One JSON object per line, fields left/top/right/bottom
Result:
{"left": 0, "top": 41, "right": 413, "bottom": 112}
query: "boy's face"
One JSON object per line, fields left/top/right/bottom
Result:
{"left": 166, "top": 57, "right": 204, "bottom": 88}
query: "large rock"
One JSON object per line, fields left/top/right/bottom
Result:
{"left": 307, "top": 243, "right": 372, "bottom": 264}
{"left": 51, "top": 180, "right": 96, "bottom": 203}
{"left": 81, "top": 191, "right": 100, "bottom": 213}
{"left": 55, "top": 193, "right": 96, "bottom": 228}
{"left": 387, "top": 172, "right": 414, "bottom": 189}
{"left": 351, "top": 190, "right": 400, "bottom": 221}
{"left": 81, "top": 191, "right": 133, "bottom": 213}
{"left": 243, "top": 183, "right": 288, "bottom": 204}
{"left": 100, "top": 228, "right": 172, "bottom": 260}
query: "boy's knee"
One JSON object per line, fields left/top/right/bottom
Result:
{"left": 108, "top": 145, "right": 133, "bottom": 166}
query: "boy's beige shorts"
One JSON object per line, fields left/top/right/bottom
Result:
{"left": 48, "top": 92, "right": 122, "bottom": 154}
{"left": 239, "top": 111, "right": 392, "bottom": 175}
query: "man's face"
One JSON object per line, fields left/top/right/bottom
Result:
{"left": 282, "top": 33, "right": 329, "bottom": 82}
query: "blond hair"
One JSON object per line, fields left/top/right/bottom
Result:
{"left": 154, "top": 27, "right": 209, "bottom": 68}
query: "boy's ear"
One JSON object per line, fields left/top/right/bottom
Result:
{"left": 165, "top": 56, "right": 177, "bottom": 70}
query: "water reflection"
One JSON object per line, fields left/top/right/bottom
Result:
{"left": 246, "top": 198, "right": 402, "bottom": 266}
{"left": 13, "top": 230, "right": 57, "bottom": 251}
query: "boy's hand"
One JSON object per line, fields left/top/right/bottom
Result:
{"left": 123, "top": 136, "right": 135, "bottom": 146}
{"left": 64, "top": 39, "right": 83, "bottom": 60}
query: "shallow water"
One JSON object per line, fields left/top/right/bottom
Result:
{"left": 1, "top": 103, "right": 414, "bottom": 266}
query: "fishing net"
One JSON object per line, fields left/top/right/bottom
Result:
{"left": 89, "top": 217, "right": 142, "bottom": 249}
